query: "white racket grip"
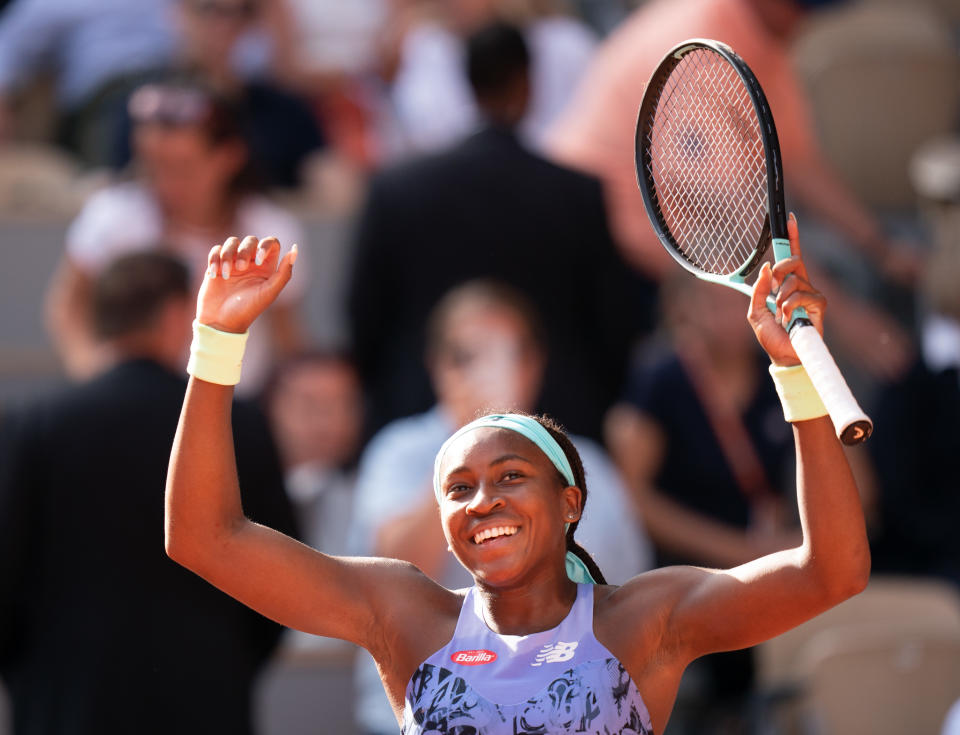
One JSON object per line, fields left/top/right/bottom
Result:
{"left": 789, "top": 324, "right": 873, "bottom": 444}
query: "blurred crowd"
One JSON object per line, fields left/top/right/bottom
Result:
{"left": 0, "top": 0, "right": 959, "bottom": 733}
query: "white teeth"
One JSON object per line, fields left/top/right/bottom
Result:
{"left": 473, "top": 526, "right": 519, "bottom": 544}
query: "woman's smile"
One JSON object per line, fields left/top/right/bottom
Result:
{"left": 471, "top": 525, "right": 521, "bottom": 545}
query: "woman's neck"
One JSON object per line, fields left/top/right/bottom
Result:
{"left": 475, "top": 573, "right": 577, "bottom": 636}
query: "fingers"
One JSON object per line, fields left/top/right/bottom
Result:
{"left": 773, "top": 213, "right": 810, "bottom": 285}
{"left": 787, "top": 212, "right": 802, "bottom": 258}
{"left": 778, "top": 282, "right": 826, "bottom": 330}
{"left": 254, "top": 236, "right": 281, "bottom": 268}
{"left": 262, "top": 244, "right": 298, "bottom": 302}
{"left": 235, "top": 236, "right": 258, "bottom": 273}
{"left": 219, "top": 236, "right": 241, "bottom": 279}
{"left": 213, "top": 236, "right": 286, "bottom": 279}
{"left": 206, "top": 244, "right": 221, "bottom": 279}
{"left": 749, "top": 261, "right": 774, "bottom": 324}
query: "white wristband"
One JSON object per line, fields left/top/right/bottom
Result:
{"left": 186, "top": 319, "right": 249, "bottom": 386}
{"left": 769, "top": 363, "right": 828, "bottom": 423}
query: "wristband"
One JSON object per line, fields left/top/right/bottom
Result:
{"left": 186, "top": 320, "right": 249, "bottom": 386}
{"left": 768, "top": 363, "right": 828, "bottom": 422}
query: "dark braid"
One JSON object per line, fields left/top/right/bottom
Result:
{"left": 533, "top": 415, "right": 608, "bottom": 585}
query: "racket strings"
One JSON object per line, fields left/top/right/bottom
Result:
{"left": 645, "top": 48, "right": 768, "bottom": 276}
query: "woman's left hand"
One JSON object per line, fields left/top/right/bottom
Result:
{"left": 749, "top": 213, "right": 826, "bottom": 367}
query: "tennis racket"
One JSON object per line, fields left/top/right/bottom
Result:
{"left": 634, "top": 38, "right": 872, "bottom": 445}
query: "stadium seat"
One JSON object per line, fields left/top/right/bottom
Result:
{"left": 754, "top": 575, "right": 960, "bottom": 733}
{"left": 792, "top": 2, "right": 960, "bottom": 210}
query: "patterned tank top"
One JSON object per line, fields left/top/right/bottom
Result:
{"left": 402, "top": 583, "right": 654, "bottom": 734}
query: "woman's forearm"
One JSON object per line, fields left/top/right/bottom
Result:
{"left": 793, "top": 416, "right": 871, "bottom": 599}
{"left": 165, "top": 377, "right": 245, "bottom": 564}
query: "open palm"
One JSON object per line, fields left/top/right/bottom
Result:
{"left": 196, "top": 236, "right": 297, "bottom": 334}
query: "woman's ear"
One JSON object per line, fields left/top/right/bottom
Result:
{"left": 561, "top": 485, "right": 583, "bottom": 523}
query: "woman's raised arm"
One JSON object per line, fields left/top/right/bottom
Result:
{"left": 613, "top": 215, "right": 870, "bottom": 673}
{"left": 165, "top": 236, "right": 435, "bottom": 649}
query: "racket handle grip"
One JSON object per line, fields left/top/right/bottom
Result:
{"left": 789, "top": 323, "right": 873, "bottom": 445}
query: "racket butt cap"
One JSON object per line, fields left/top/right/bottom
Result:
{"left": 840, "top": 419, "right": 873, "bottom": 445}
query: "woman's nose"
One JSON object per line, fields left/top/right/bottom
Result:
{"left": 465, "top": 482, "right": 505, "bottom": 515}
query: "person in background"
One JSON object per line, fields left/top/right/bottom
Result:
{"left": 547, "top": 0, "right": 916, "bottom": 383}
{"left": 382, "top": 0, "right": 597, "bottom": 155}
{"left": 348, "top": 279, "right": 654, "bottom": 735}
{"left": 109, "top": 0, "right": 326, "bottom": 190}
{"left": 0, "top": 252, "right": 297, "bottom": 735}
{"left": 261, "top": 351, "right": 363, "bottom": 661}
{"left": 263, "top": 351, "right": 363, "bottom": 557}
{"left": 0, "top": 0, "right": 177, "bottom": 165}
{"left": 348, "top": 20, "right": 653, "bottom": 442}
{"left": 868, "top": 236, "right": 960, "bottom": 587}
{"left": 45, "top": 80, "right": 308, "bottom": 395}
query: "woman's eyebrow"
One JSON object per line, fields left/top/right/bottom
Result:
{"left": 443, "top": 454, "right": 533, "bottom": 481}
{"left": 490, "top": 453, "right": 533, "bottom": 467}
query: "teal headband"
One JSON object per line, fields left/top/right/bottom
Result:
{"left": 433, "top": 413, "right": 595, "bottom": 584}
{"left": 433, "top": 413, "right": 575, "bottom": 500}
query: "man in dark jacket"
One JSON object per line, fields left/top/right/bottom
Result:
{"left": 347, "top": 21, "right": 655, "bottom": 442}
{"left": 0, "top": 252, "right": 297, "bottom": 735}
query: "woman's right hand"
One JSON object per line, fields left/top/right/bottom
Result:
{"left": 197, "top": 236, "right": 297, "bottom": 334}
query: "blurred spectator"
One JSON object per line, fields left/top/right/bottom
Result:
{"left": 0, "top": 0, "right": 177, "bottom": 166}
{"left": 604, "top": 277, "right": 802, "bottom": 733}
{"left": 546, "top": 0, "right": 917, "bottom": 381}
{"left": 868, "top": 235, "right": 960, "bottom": 587}
{"left": 44, "top": 80, "right": 308, "bottom": 395}
{"left": 348, "top": 20, "right": 654, "bottom": 442}
{"left": 269, "top": 0, "right": 391, "bottom": 168}
{"left": 347, "top": 279, "right": 653, "bottom": 735}
{"left": 383, "top": 0, "right": 598, "bottom": 154}
{"left": 568, "top": 0, "right": 636, "bottom": 35}
{"left": 111, "top": 0, "right": 326, "bottom": 189}
{"left": 263, "top": 352, "right": 363, "bottom": 556}
{"left": 0, "top": 252, "right": 297, "bottom": 735}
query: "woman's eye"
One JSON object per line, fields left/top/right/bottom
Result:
{"left": 447, "top": 484, "right": 469, "bottom": 497}
{"left": 501, "top": 471, "right": 523, "bottom": 482}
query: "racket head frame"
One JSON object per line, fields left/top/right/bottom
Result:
{"left": 634, "top": 38, "right": 789, "bottom": 285}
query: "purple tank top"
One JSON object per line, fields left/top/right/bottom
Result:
{"left": 402, "top": 583, "right": 654, "bottom": 734}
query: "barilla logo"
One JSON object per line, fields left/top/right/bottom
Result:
{"left": 451, "top": 649, "right": 498, "bottom": 666}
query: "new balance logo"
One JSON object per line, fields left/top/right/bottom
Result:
{"left": 531, "top": 641, "right": 578, "bottom": 666}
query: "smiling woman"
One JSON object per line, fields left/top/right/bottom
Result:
{"left": 433, "top": 413, "right": 606, "bottom": 587}
{"left": 165, "top": 228, "right": 870, "bottom": 734}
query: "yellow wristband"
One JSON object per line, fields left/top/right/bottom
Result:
{"left": 768, "top": 363, "right": 828, "bottom": 422}
{"left": 186, "top": 320, "right": 249, "bottom": 386}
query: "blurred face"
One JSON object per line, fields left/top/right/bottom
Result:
{"left": 431, "top": 302, "right": 545, "bottom": 426}
{"left": 134, "top": 124, "right": 245, "bottom": 223}
{"left": 178, "top": 0, "right": 257, "bottom": 69}
{"left": 437, "top": 427, "right": 581, "bottom": 587}
{"left": 668, "top": 279, "right": 756, "bottom": 357}
{"left": 268, "top": 361, "right": 362, "bottom": 470}
{"left": 449, "top": 0, "right": 498, "bottom": 32}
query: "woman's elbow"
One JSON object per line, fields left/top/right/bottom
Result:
{"left": 164, "top": 513, "right": 207, "bottom": 571}
{"left": 164, "top": 517, "right": 191, "bottom": 566}
{"left": 814, "top": 544, "right": 871, "bottom": 605}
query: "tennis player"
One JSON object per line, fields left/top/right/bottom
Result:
{"left": 166, "top": 222, "right": 869, "bottom": 734}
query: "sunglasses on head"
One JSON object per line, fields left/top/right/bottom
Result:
{"left": 128, "top": 85, "right": 212, "bottom": 126}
